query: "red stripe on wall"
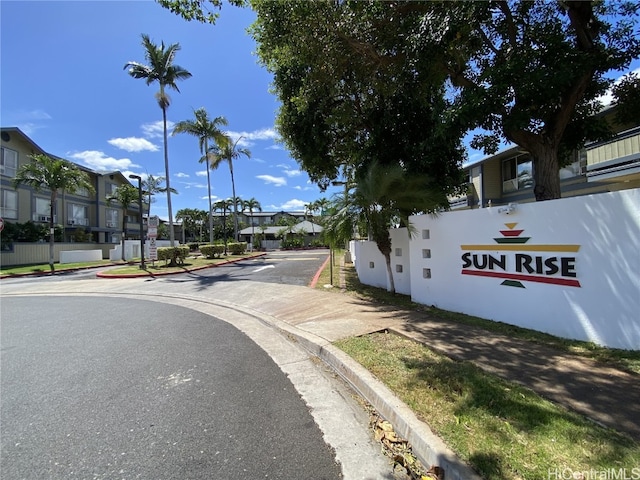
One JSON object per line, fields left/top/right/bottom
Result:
{"left": 461, "top": 269, "right": 581, "bottom": 287}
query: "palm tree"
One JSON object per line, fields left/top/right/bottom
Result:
{"left": 107, "top": 183, "right": 139, "bottom": 261}
{"left": 305, "top": 201, "right": 317, "bottom": 237}
{"left": 211, "top": 135, "right": 250, "bottom": 242}
{"left": 172, "top": 108, "right": 228, "bottom": 244}
{"left": 243, "top": 197, "right": 261, "bottom": 251}
{"left": 124, "top": 33, "right": 192, "bottom": 247}
{"left": 213, "top": 198, "right": 233, "bottom": 254}
{"left": 142, "top": 173, "right": 177, "bottom": 219}
{"left": 12, "top": 154, "right": 94, "bottom": 272}
{"left": 324, "top": 162, "right": 442, "bottom": 294}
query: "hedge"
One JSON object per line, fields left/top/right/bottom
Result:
{"left": 199, "top": 244, "right": 225, "bottom": 259}
{"left": 157, "top": 246, "right": 190, "bottom": 265}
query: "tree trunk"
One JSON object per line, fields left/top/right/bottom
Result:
{"left": 509, "top": 130, "right": 562, "bottom": 201}
{"left": 162, "top": 105, "right": 175, "bottom": 249}
{"left": 384, "top": 252, "right": 396, "bottom": 294}
{"left": 531, "top": 144, "right": 562, "bottom": 201}
{"left": 229, "top": 161, "right": 238, "bottom": 242}
{"left": 205, "top": 142, "right": 214, "bottom": 245}
{"left": 49, "top": 193, "right": 56, "bottom": 272}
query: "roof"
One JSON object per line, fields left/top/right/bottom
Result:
{"left": 239, "top": 221, "right": 323, "bottom": 236}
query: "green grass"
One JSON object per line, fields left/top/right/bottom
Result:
{"left": 336, "top": 332, "right": 640, "bottom": 480}
{"left": 0, "top": 260, "right": 115, "bottom": 276}
{"left": 101, "top": 254, "right": 262, "bottom": 276}
{"left": 0, "top": 253, "right": 264, "bottom": 277}
{"left": 322, "top": 261, "right": 640, "bottom": 374}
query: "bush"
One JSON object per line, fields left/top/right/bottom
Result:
{"left": 187, "top": 242, "right": 201, "bottom": 251}
{"left": 157, "top": 246, "right": 190, "bottom": 265}
{"left": 227, "top": 242, "right": 247, "bottom": 255}
{"left": 281, "top": 237, "right": 305, "bottom": 249}
{"left": 199, "top": 244, "right": 225, "bottom": 259}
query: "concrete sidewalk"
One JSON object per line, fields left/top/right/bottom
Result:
{"left": 244, "top": 281, "right": 640, "bottom": 442}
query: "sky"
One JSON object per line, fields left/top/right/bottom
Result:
{"left": 1, "top": 1, "right": 638, "bottom": 221}
{"left": 1, "top": 0, "right": 335, "bottom": 220}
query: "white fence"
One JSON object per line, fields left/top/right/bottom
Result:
{"left": 351, "top": 188, "right": 640, "bottom": 350}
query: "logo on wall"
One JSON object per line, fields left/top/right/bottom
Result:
{"left": 460, "top": 223, "right": 580, "bottom": 288}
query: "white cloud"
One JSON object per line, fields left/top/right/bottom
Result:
{"left": 283, "top": 168, "right": 302, "bottom": 177}
{"left": 273, "top": 199, "right": 308, "bottom": 210}
{"left": 256, "top": 174, "right": 287, "bottom": 187}
{"left": 141, "top": 120, "right": 174, "bottom": 138}
{"left": 69, "top": 150, "right": 140, "bottom": 171}
{"left": 293, "top": 185, "right": 313, "bottom": 191}
{"left": 195, "top": 170, "right": 209, "bottom": 177}
{"left": 175, "top": 172, "right": 190, "bottom": 178}
{"left": 266, "top": 144, "right": 283, "bottom": 150}
{"left": 108, "top": 137, "right": 159, "bottom": 152}
{"left": 224, "top": 128, "right": 280, "bottom": 148}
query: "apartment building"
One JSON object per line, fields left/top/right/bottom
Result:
{"left": 450, "top": 105, "right": 640, "bottom": 209}
{"left": 0, "top": 127, "right": 145, "bottom": 246}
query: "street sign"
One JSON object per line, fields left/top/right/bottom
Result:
{"left": 147, "top": 227, "right": 157, "bottom": 238}
{"left": 148, "top": 215, "right": 159, "bottom": 228}
{"left": 149, "top": 236, "right": 157, "bottom": 261}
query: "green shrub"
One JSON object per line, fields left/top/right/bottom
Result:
{"left": 199, "top": 244, "right": 225, "bottom": 259}
{"left": 281, "top": 237, "right": 304, "bottom": 249}
{"left": 157, "top": 246, "right": 190, "bottom": 265}
{"left": 187, "top": 242, "right": 200, "bottom": 251}
{"left": 227, "top": 242, "right": 247, "bottom": 255}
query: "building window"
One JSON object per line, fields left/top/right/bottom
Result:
{"left": 68, "top": 204, "right": 89, "bottom": 226}
{"left": 105, "top": 183, "right": 118, "bottom": 196}
{"left": 1, "top": 189, "right": 18, "bottom": 219}
{"left": 106, "top": 208, "right": 119, "bottom": 228}
{"left": 502, "top": 155, "right": 533, "bottom": 193}
{"left": 34, "top": 197, "right": 54, "bottom": 222}
{"left": 0, "top": 147, "right": 18, "bottom": 178}
{"left": 74, "top": 186, "right": 91, "bottom": 197}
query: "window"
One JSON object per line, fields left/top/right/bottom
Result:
{"left": 1, "top": 147, "right": 18, "bottom": 177}
{"left": 34, "top": 197, "right": 54, "bottom": 222}
{"left": 105, "top": 183, "right": 118, "bottom": 196}
{"left": 502, "top": 155, "right": 533, "bottom": 193}
{"left": 1, "top": 189, "right": 17, "bottom": 219}
{"left": 74, "top": 186, "right": 91, "bottom": 197}
{"left": 106, "top": 208, "right": 118, "bottom": 228}
{"left": 68, "top": 204, "right": 89, "bottom": 226}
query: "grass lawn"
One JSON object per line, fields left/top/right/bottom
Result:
{"left": 318, "top": 254, "right": 640, "bottom": 479}
{"left": 98, "top": 253, "right": 264, "bottom": 276}
{"left": 0, "top": 253, "right": 265, "bottom": 277}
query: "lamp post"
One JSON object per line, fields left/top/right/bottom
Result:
{"left": 129, "top": 174, "right": 145, "bottom": 270}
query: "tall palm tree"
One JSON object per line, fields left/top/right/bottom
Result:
{"left": 243, "top": 197, "right": 261, "bottom": 251}
{"left": 124, "top": 33, "right": 192, "bottom": 246}
{"left": 107, "top": 184, "right": 140, "bottom": 261}
{"left": 211, "top": 135, "right": 251, "bottom": 242}
{"left": 12, "top": 154, "right": 94, "bottom": 272}
{"left": 172, "top": 108, "right": 228, "bottom": 244}
{"left": 142, "top": 173, "right": 177, "bottom": 219}
{"left": 305, "top": 201, "right": 317, "bottom": 237}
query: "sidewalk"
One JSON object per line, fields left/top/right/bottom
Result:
{"left": 270, "top": 258, "right": 640, "bottom": 442}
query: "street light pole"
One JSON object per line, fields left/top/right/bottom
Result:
{"left": 129, "top": 174, "right": 145, "bottom": 270}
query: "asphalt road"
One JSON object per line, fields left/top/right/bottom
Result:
{"left": 1, "top": 296, "right": 343, "bottom": 480}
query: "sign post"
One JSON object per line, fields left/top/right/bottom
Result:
{"left": 147, "top": 216, "right": 159, "bottom": 262}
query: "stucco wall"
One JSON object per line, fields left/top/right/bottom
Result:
{"left": 354, "top": 189, "right": 640, "bottom": 349}
{"left": 412, "top": 189, "right": 640, "bottom": 349}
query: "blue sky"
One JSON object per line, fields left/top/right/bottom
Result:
{"left": 1, "top": 0, "right": 332, "bottom": 220}
{"left": 2, "top": 1, "right": 638, "bottom": 221}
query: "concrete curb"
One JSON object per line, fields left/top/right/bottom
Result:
{"left": 265, "top": 317, "right": 483, "bottom": 480}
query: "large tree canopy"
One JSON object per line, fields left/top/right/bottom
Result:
{"left": 249, "top": 0, "right": 467, "bottom": 205}
{"left": 160, "top": 0, "right": 640, "bottom": 201}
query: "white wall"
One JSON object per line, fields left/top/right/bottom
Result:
{"left": 353, "top": 189, "right": 640, "bottom": 349}
{"left": 351, "top": 229, "right": 412, "bottom": 295}
{"left": 411, "top": 189, "right": 640, "bottom": 349}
